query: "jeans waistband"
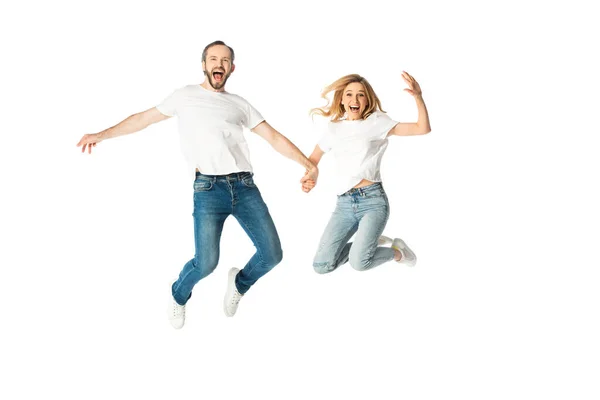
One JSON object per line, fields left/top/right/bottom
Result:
{"left": 195, "top": 171, "right": 253, "bottom": 182}
{"left": 339, "top": 182, "right": 385, "bottom": 197}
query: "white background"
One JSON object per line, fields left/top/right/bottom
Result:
{"left": 1, "top": 0, "right": 599, "bottom": 399}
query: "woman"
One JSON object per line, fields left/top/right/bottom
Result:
{"left": 303, "top": 71, "right": 431, "bottom": 274}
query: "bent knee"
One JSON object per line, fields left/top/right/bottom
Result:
{"left": 263, "top": 246, "right": 283, "bottom": 267}
{"left": 192, "top": 255, "right": 219, "bottom": 276}
{"left": 313, "top": 261, "right": 333, "bottom": 274}
{"left": 349, "top": 257, "right": 371, "bottom": 271}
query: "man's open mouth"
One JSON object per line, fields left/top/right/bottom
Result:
{"left": 212, "top": 71, "right": 225, "bottom": 82}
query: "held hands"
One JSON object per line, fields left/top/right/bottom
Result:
{"left": 402, "top": 71, "right": 422, "bottom": 97}
{"left": 300, "top": 166, "right": 318, "bottom": 193}
{"left": 302, "top": 179, "right": 316, "bottom": 193}
{"left": 77, "top": 133, "right": 103, "bottom": 154}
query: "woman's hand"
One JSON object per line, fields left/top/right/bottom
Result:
{"left": 402, "top": 71, "right": 422, "bottom": 97}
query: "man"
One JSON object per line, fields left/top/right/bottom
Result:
{"left": 77, "top": 40, "right": 318, "bottom": 329}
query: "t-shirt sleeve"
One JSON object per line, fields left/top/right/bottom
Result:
{"left": 317, "top": 122, "right": 334, "bottom": 152}
{"left": 243, "top": 101, "right": 265, "bottom": 130}
{"left": 156, "top": 88, "right": 183, "bottom": 117}
{"left": 371, "top": 111, "right": 399, "bottom": 139}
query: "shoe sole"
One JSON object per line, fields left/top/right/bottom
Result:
{"left": 223, "top": 268, "right": 239, "bottom": 317}
{"left": 392, "top": 238, "right": 417, "bottom": 267}
{"left": 169, "top": 281, "right": 185, "bottom": 329}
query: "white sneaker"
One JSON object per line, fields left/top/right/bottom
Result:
{"left": 224, "top": 268, "right": 243, "bottom": 317}
{"left": 169, "top": 297, "right": 185, "bottom": 329}
{"left": 392, "top": 238, "right": 417, "bottom": 267}
{"left": 378, "top": 235, "right": 393, "bottom": 246}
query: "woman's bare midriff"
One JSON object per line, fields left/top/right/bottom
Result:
{"left": 353, "top": 179, "right": 376, "bottom": 189}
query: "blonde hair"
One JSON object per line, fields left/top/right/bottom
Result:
{"left": 310, "top": 74, "right": 385, "bottom": 121}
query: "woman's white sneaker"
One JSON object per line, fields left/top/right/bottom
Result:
{"left": 378, "top": 235, "right": 393, "bottom": 246}
{"left": 224, "top": 268, "right": 243, "bottom": 317}
{"left": 392, "top": 238, "right": 417, "bottom": 267}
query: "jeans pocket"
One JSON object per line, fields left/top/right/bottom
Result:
{"left": 241, "top": 175, "right": 256, "bottom": 188}
{"left": 193, "top": 179, "right": 213, "bottom": 192}
{"left": 365, "top": 187, "right": 386, "bottom": 199}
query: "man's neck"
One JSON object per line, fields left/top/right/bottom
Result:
{"left": 200, "top": 81, "right": 226, "bottom": 93}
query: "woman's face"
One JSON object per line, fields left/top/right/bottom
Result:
{"left": 341, "top": 82, "right": 368, "bottom": 120}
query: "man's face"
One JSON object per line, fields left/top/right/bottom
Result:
{"left": 202, "top": 45, "right": 235, "bottom": 90}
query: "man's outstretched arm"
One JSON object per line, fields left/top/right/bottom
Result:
{"left": 77, "top": 107, "right": 171, "bottom": 154}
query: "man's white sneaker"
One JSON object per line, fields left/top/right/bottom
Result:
{"left": 392, "top": 238, "right": 417, "bottom": 267}
{"left": 378, "top": 235, "right": 393, "bottom": 246}
{"left": 169, "top": 298, "right": 185, "bottom": 329}
{"left": 224, "top": 268, "right": 243, "bottom": 317}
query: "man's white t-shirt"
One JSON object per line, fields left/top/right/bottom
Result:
{"left": 156, "top": 85, "right": 265, "bottom": 175}
{"left": 318, "top": 111, "right": 398, "bottom": 195}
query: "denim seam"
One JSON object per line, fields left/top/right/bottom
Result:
{"left": 336, "top": 220, "right": 358, "bottom": 264}
{"left": 234, "top": 213, "right": 265, "bottom": 278}
{"left": 350, "top": 196, "right": 389, "bottom": 271}
{"left": 224, "top": 180, "right": 238, "bottom": 209}
{"left": 315, "top": 219, "right": 358, "bottom": 271}
{"left": 172, "top": 273, "right": 191, "bottom": 304}
{"left": 334, "top": 200, "right": 359, "bottom": 268}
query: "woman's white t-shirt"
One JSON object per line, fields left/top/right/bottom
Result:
{"left": 318, "top": 111, "right": 398, "bottom": 195}
{"left": 157, "top": 85, "right": 265, "bottom": 175}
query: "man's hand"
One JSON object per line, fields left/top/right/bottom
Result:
{"left": 301, "top": 179, "right": 316, "bottom": 193}
{"left": 77, "top": 133, "right": 103, "bottom": 154}
{"left": 300, "top": 166, "right": 318, "bottom": 193}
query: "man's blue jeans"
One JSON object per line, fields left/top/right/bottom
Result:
{"left": 172, "top": 171, "right": 282, "bottom": 305}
